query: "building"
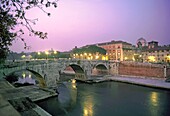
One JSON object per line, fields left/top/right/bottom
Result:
{"left": 141, "top": 41, "right": 170, "bottom": 63}
{"left": 96, "top": 40, "right": 135, "bottom": 61}
{"left": 71, "top": 45, "right": 108, "bottom": 60}
{"left": 136, "top": 37, "right": 147, "bottom": 48}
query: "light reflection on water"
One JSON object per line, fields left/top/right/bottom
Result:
{"left": 148, "top": 92, "right": 160, "bottom": 116}
{"left": 9, "top": 70, "right": 46, "bottom": 87}
{"left": 82, "top": 95, "right": 94, "bottom": 116}
{"left": 16, "top": 76, "right": 36, "bottom": 84}
{"left": 11, "top": 71, "right": 37, "bottom": 86}
{"left": 37, "top": 81, "right": 170, "bottom": 116}
{"left": 150, "top": 92, "right": 159, "bottom": 107}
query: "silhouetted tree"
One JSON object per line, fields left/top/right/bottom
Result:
{"left": 0, "top": 0, "right": 58, "bottom": 62}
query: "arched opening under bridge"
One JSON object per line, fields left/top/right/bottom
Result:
{"left": 59, "top": 64, "right": 85, "bottom": 82}
{"left": 92, "top": 64, "right": 109, "bottom": 76}
{"left": 5, "top": 69, "right": 46, "bottom": 87}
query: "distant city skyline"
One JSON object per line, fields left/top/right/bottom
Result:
{"left": 10, "top": 0, "right": 170, "bottom": 52}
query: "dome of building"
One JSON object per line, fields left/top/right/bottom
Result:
{"left": 136, "top": 38, "right": 147, "bottom": 47}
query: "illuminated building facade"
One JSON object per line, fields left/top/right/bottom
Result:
{"left": 72, "top": 52, "right": 108, "bottom": 60}
{"left": 96, "top": 40, "right": 135, "bottom": 61}
{"left": 141, "top": 41, "right": 170, "bottom": 63}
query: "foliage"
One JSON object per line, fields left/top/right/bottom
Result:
{"left": 73, "top": 45, "right": 106, "bottom": 55}
{"left": 56, "top": 52, "right": 70, "bottom": 58}
{"left": 33, "top": 51, "right": 70, "bottom": 59}
{"left": 0, "top": 0, "right": 58, "bottom": 61}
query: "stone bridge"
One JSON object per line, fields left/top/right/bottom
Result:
{"left": 0, "top": 59, "right": 118, "bottom": 87}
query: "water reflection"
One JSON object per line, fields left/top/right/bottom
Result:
{"left": 82, "top": 96, "right": 94, "bottom": 116}
{"left": 148, "top": 91, "right": 160, "bottom": 116}
{"left": 150, "top": 92, "right": 159, "bottom": 106}
{"left": 37, "top": 82, "right": 170, "bottom": 116}
{"left": 71, "top": 79, "right": 77, "bottom": 89}
{"left": 15, "top": 72, "right": 36, "bottom": 85}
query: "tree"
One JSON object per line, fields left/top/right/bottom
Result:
{"left": 0, "top": 0, "right": 58, "bottom": 62}
{"left": 73, "top": 45, "right": 106, "bottom": 55}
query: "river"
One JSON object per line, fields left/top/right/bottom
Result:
{"left": 37, "top": 81, "right": 170, "bottom": 116}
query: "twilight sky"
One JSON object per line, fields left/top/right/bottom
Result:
{"left": 10, "top": 0, "right": 170, "bottom": 52}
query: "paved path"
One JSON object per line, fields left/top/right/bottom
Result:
{"left": 0, "top": 95, "right": 21, "bottom": 116}
{"left": 0, "top": 80, "right": 56, "bottom": 116}
{"left": 107, "top": 76, "right": 170, "bottom": 90}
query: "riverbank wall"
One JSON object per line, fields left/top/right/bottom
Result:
{"left": 118, "top": 62, "right": 170, "bottom": 78}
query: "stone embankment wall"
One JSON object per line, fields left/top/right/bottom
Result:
{"left": 118, "top": 62, "right": 167, "bottom": 78}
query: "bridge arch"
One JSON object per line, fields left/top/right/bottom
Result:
{"left": 92, "top": 63, "right": 109, "bottom": 76}
{"left": 59, "top": 63, "right": 86, "bottom": 81}
{"left": 61, "top": 63, "right": 84, "bottom": 74}
{"left": 5, "top": 69, "right": 46, "bottom": 87}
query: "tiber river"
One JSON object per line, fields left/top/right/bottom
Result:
{"left": 37, "top": 80, "right": 170, "bottom": 116}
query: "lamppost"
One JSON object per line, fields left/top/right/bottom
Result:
{"left": 53, "top": 51, "right": 57, "bottom": 59}
{"left": 37, "top": 52, "right": 41, "bottom": 60}
{"left": 21, "top": 55, "right": 26, "bottom": 61}
{"left": 45, "top": 51, "right": 49, "bottom": 60}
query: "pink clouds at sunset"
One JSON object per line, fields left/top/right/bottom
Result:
{"left": 10, "top": 0, "right": 170, "bottom": 52}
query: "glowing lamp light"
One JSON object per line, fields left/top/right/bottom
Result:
{"left": 38, "top": 52, "right": 41, "bottom": 55}
{"left": 102, "top": 56, "right": 106, "bottom": 60}
{"left": 132, "top": 57, "right": 135, "bottom": 61}
{"left": 54, "top": 51, "right": 57, "bottom": 54}
{"left": 124, "top": 57, "right": 128, "bottom": 60}
{"left": 148, "top": 56, "right": 155, "bottom": 62}
{"left": 45, "top": 51, "right": 49, "bottom": 55}
{"left": 21, "top": 55, "right": 26, "bottom": 58}
{"left": 105, "top": 56, "right": 108, "bottom": 60}
{"left": 28, "top": 74, "right": 31, "bottom": 78}
{"left": 167, "top": 55, "right": 170, "bottom": 59}
{"left": 95, "top": 55, "right": 99, "bottom": 59}
{"left": 22, "top": 73, "right": 26, "bottom": 78}
{"left": 72, "top": 79, "right": 76, "bottom": 83}
{"left": 87, "top": 57, "right": 91, "bottom": 60}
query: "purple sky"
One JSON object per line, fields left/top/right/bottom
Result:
{"left": 10, "top": 0, "right": 170, "bottom": 52}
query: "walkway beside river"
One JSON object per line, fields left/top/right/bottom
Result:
{"left": 106, "top": 76, "right": 170, "bottom": 90}
{"left": 0, "top": 80, "right": 57, "bottom": 116}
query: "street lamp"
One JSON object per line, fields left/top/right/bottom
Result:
{"left": 45, "top": 51, "right": 49, "bottom": 60}
{"left": 54, "top": 51, "right": 57, "bottom": 54}
{"left": 38, "top": 52, "right": 41, "bottom": 55}
{"left": 95, "top": 55, "right": 99, "bottom": 59}
{"left": 21, "top": 55, "right": 26, "bottom": 60}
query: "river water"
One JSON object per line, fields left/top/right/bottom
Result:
{"left": 37, "top": 81, "right": 170, "bottom": 116}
